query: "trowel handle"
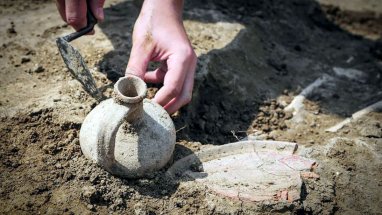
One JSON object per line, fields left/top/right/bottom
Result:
{"left": 62, "top": 0, "right": 98, "bottom": 42}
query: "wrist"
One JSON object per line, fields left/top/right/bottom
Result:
{"left": 140, "top": 0, "right": 184, "bottom": 20}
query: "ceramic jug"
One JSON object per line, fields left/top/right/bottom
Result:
{"left": 80, "top": 75, "right": 176, "bottom": 178}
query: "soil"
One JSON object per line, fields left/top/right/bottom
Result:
{"left": 1, "top": 0, "right": 382, "bottom": 214}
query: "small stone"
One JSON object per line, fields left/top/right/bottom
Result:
{"left": 72, "top": 138, "right": 80, "bottom": 145}
{"left": 359, "top": 123, "right": 382, "bottom": 138}
{"left": 254, "top": 10, "right": 264, "bottom": 18}
{"left": 279, "top": 122, "right": 287, "bottom": 130}
{"left": 285, "top": 112, "right": 293, "bottom": 119}
{"left": 32, "top": 64, "right": 45, "bottom": 73}
{"left": 42, "top": 145, "right": 51, "bottom": 154}
{"left": 21, "top": 56, "right": 30, "bottom": 64}
{"left": 301, "top": 172, "right": 320, "bottom": 179}
{"left": 257, "top": 133, "right": 268, "bottom": 140}
{"left": 115, "top": 198, "right": 124, "bottom": 206}
{"left": 7, "top": 26, "right": 16, "bottom": 35}
{"left": 87, "top": 204, "right": 94, "bottom": 210}
{"left": 53, "top": 98, "right": 61, "bottom": 102}
{"left": 64, "top": 172, "right": 75, "bottom": 181}
{"left": 134, "top": 202, "right": 145, "bottom": 215}
{"left": 74, "top": 91, "right": 81, "bottom": 99}
{"left": 263, "top": 125, "right": 270, "bottom": 132}
{"left": 82, "top": 186, "right": 97, "bottom": 203}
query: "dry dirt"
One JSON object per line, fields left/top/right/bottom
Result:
{"left": 1, "top": 0, "right": 382, "bottom": 214}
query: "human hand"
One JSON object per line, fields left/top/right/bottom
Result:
{"left": 126, "top": 0, "right": 197, "bottom": 114}
{"left": 56, "top": 0, "right": 105, "bottom": 32}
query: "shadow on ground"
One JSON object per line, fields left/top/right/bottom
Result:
{"left": 98, "top": 0, "right": 382, "bottom": 145}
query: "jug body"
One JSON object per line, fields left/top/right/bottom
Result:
{"left": 80, "top": 76, "right": 176, "bottom": 178}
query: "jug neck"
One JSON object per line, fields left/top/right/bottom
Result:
{"left": 113, "top": 75, "right": 147, "bottom": 123}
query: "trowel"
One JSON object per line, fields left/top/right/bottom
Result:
{"left": 56, "top": 2, "right": 103, "bottom": 101}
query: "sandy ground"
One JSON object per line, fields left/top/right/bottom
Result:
{"left": 1, "top": 0, "right": 381, "bottom": 214}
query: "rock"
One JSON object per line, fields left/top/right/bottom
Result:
{"left": 21, "top": 56, "right": 30, "bottom": 64}
{"left": 7, "top": 22, "right": 16, "bottom": 35}
{"left": 63, "top": 172, "right": 75, "bottom": 181}
{"left": 81, "top": 186, "right": 98, "bottom": 204}
{"left": 55, "top": 163, "right": 62, "bottom": 169}
{"left": 134, "top": 202, "right": 145, "bottom": 215}
{"left": 32, "top": 64, "right": 44, "bottom": 73}
{"left": 87, "top": 204, "right": 94, "bottom": 211}
{"left": 254, "top": 10, "right": 264, "bottom": 18}
{"left": 263, "top": 125, "right": 270, "bottom": 132}
{"left": 359, "top": 123, "right": 382, "bottom": 138}
{"left": 301, "top": 172, "right": 320, "bottom": 179}
{"left": 115, "top": 198, "right": 124, "bottom": 206}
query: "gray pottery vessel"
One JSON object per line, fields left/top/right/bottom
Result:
{"left": 80, "top": 75, "right": 176, "bottom": 178}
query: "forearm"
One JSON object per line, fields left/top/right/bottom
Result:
{"left": 140, "top": 0, "right": 184, "bottom": 22}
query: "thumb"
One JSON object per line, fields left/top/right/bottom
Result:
{"left": 89, "top": 0, "right": 106, "bottom": 22}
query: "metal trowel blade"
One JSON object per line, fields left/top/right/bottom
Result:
{"left": 56, "top": 37, "right": 103, "bottom": 101}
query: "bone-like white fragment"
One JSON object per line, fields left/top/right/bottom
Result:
{"left": 285, "top": 74, "right": 333, "bottom": 115}
{"left": 284, "top": 95, "right": 305, "bottom": 115}
{"left": 346, "top": 56, "right": 354, "bottom": 64}
{"left": 333, "top": 67, "right": 366, "bottom": 82}
{"left": 326, "top": 100, "right": 382, "bottom": 132}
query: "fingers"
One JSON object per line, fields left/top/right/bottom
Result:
{"left": 126, "top": 50, "right": 150, "bottom": 79}
{"left": 144, "top": 62, "right": 167, "bottom": 83}
{"left": 65, "top": 0, "right": 87, "bottom": 31}
{"left": 56, "top": 0, "right": 66, "bottom": 21}
{"left": 164, "top": 64, "right": 195, "bottom": 114}
{"left": 126, "top": 38, "right": 153, "bottom": 79}
{"left": 57, "top": 0, "right": 104, "bottom": 32}
{"left": 152, "top": 54, "right": 189, "bottom": 107}
{"left": 152, "top": 48, "right": 196, "bottom": 114}
{"left": 89, "top": 0, "right": 106, "bottom": 22}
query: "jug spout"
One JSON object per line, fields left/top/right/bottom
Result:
{"left": 113, "top": 75, "right": 147, "bottom": 123}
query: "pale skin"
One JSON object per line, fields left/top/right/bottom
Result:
{"left": 56, "top": 0, "right": 196, "bottom": 114}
